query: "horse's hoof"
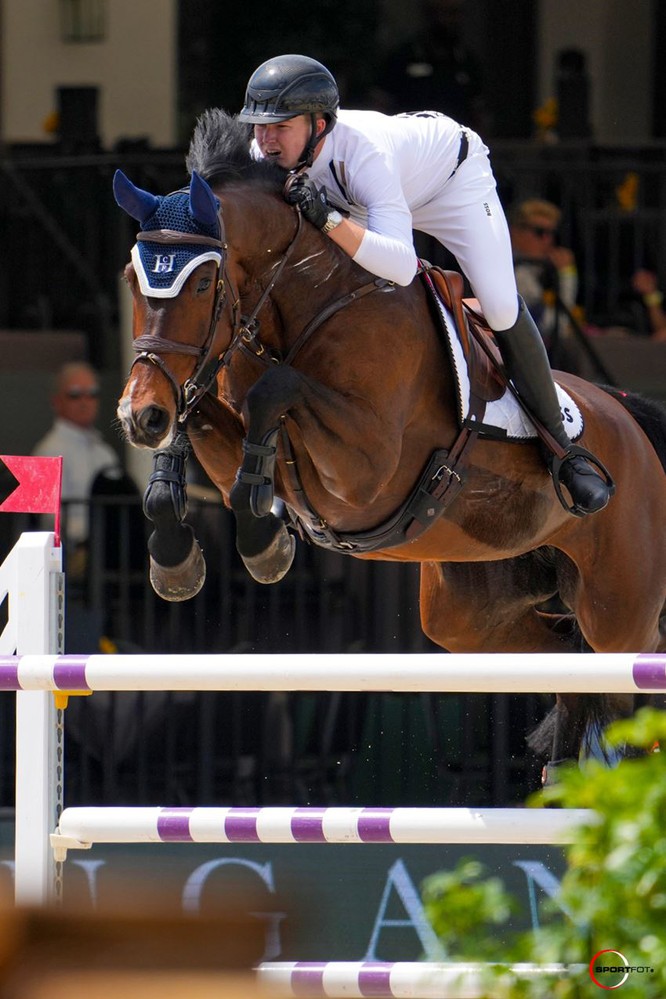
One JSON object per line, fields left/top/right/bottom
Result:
{"left": 240, "top": 525, "right": 296, "bottom": 584}
{"left": 149, "top": 542, "right": 206, "bottom": 601}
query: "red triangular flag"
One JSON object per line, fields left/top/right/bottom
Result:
{"left": 0, "top": 456, "right": 62, "bottom": 544}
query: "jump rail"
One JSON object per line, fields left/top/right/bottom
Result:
{"left": 256, "top": 961, "right": 575, "bottom": 998}
{"left": 51, "top": 805, "right": 595, "bottom": 860}
{"left": 2, "top": 651, "right": 666, "bottom": 693}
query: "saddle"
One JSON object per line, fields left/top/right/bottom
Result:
{"left": 420, "top": 265, "right": 507, "bottom": 404}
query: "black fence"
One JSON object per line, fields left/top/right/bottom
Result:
{"left": 0, "top": 497, "right": 547, "bottom": 813}
{"left": 3, "top": 140, "right": 666, "bottom": 362}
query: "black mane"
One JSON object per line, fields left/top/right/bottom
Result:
{"left": 186, "top": 107, "right": 287, "bottom": 190}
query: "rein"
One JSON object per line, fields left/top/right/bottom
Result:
{"left": 131, "top": 207, "right": 391, "bottom": 421}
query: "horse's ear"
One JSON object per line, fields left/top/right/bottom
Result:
{"left": 113, "top": 169, "right": 160, "bottom": 222}
{"left": 189, "top": 171, "right": 220, "bottom": 229}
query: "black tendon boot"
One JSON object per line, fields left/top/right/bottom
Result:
{"left": 494, "top": 299, "right": 614, "bottom": 516}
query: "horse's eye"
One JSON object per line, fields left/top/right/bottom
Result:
{"left": 196, "top": 277, "right": 212, "bottom": 294}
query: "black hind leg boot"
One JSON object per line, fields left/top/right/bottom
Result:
{"left": 494, "top": 299, "right": 614, "bottom": 516}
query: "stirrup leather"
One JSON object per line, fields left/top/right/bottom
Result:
{"left": 549, "top": 443, "right": 616, "bottom": 517}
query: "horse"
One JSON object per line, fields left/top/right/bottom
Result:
{"left": 113, "top": 108, "right": 666, "bottom": 781}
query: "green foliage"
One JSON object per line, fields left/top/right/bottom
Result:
{"left": 422, "top": 858, "right": 518, "bottom": 961}
{"left": 421, "top": 708, "right": 666, "bottom": 998}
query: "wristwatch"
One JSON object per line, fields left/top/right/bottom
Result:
{"left": 321, "top": 210, "right": 344, "bottom": 234}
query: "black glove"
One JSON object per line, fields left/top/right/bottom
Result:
{"left": 284, "top": 176, "right": 330, "bottom": 229}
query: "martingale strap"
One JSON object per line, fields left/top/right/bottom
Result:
{"left": 280, "top": 394, "right": 485, "bottom": 554}
{"left": 283, "top": 277, "right": 394, "bottom": 366}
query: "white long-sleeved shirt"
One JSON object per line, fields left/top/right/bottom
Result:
{"left": 253, "top": 109, "right": 469, "bottom": 286}
{"left": 32, "top": 418, "right": 120, "bottom": 544}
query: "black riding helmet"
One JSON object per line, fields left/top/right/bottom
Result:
{"left": 239, "top": 54, "right": 339, "bottom": 168}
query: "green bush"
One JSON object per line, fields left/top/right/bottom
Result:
{"left": 421, "top": 708, "right": 666, "bottom": 998}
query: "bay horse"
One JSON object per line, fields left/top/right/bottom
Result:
{"left": 114, "top": 109, "right": 666, "bottom": 779}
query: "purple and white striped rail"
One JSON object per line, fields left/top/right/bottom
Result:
{"left": 256, "top": 961, "right": 570, "bottom": 998}
{"left": 1, "top": 651, "right": 665, "bottom": 693}
{"left": 53, "top": 805, "right": 593, "bottom": 852}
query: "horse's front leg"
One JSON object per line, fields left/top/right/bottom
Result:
{"left": 142, "top": 429, "right": 206, "bottom": 601}
{"left": 229, "top": 364, "right": 404, "bottom": 584}
{"left": 228, "top": 369, "right": 303, "bottom": 584}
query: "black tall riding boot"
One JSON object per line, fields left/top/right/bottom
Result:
{"left": 494, "top": 299, "right": 613, "bottom": 516}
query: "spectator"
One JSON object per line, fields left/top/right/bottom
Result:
{"left": 630, "top": 269, "right": 666, "bottom": 342}
{"left": 369, "top": 0, "right": 489, "bottom": 135}
{"left": 509, "top": 199, "right": 580, "bottom": 370}
{"left": 32, "top": 362, "right": 122, "bottom": 568}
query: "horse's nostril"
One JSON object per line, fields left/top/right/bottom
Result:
{"left": 137, "top": 405, "right": 170, "bottom": 439}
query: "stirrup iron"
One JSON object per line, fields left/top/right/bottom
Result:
{"left": 549, "top": 443, "right": 615, "bottom": 517}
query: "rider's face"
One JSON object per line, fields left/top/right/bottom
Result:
{"left": 254, "top": 115, "right": 326, "bottom": 169}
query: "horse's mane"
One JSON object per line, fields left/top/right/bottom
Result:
{"left": 185, "top": 107, "right": 287, "bottom": 191}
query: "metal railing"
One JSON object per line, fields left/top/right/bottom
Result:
{"left": 3, "top": 142, "right": 666, "bottom": 346}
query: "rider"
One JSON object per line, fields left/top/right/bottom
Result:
{"left": 238, "top": 54, "right": 612, "bottom": 516}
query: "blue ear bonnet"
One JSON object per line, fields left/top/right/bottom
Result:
{"left": 133, "top": 190, "right": 222, "bottom": 297}
{"left": 139, "top": 189, "right": 220, "bottom": 240}
{"left": 113, "top": 170, "right": 223, "bottom": 298}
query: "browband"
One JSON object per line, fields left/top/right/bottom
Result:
{"left": 137, "top": 229, "right": 224, "bottom": 248}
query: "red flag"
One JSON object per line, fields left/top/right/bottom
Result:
{"left": 0, "top": 455, "right": 62, "bottom": 544}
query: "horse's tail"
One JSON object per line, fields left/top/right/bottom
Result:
{"left": 601, "top": 385, "right": 666, "bottom": 473}
{"left": 527, "top": 692, "right": 645, "bottom": 766}
{"left": 526, "top": 694, "right": 619, "bottom": 760}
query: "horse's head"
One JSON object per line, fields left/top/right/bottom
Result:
{"left": 115, "top": 108, "right": 358, "bottom": 451}
{"left": 115, "top": 168, "right": 234, "bottom": 448}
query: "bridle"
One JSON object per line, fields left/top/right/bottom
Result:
{"left": 130, "top": 208, "right": 303, "bottom": 423}
{"left": 129, "top": 200, "right": 391, "bottom": 424}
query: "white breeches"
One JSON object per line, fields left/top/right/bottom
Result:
{"left": 411, "top": 134, "right": 519, "bottom": 331}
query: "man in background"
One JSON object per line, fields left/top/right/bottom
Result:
{"left": 32, "top": 361, "right": 121, "bottom": 567}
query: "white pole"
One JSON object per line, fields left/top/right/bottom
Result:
{"left": 1, "top": 651, "right": 665, "bottom": 693}
{"left": 13, "top": 533, "right": 63, "bottom": 906}
{"left": 54, "top": 805, "right": 594, "bottom": 853}
{"left": 257, "top": 962, "right": 573, "bottom": 999}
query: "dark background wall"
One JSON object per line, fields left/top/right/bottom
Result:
{"left": 176, "top": 0, "right": 537, "bottom": 143}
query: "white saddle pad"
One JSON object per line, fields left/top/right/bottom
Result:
{"left": 436, "top": 295, "right": 584, "bottom": 442}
